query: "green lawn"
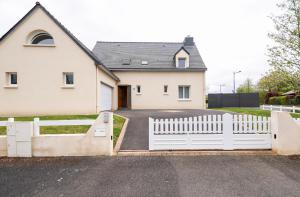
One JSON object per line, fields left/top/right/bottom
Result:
{"left": 0, "top": 114, "right": 126, "bottom": 147}
{"left": 113, "top": 115, "right": 126, "bottom": 146}
{"left": 212, "top": 107, "right": 300, "bottom": 118}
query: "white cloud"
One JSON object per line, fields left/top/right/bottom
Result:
{"left": 0, "top": 0, "right": 282, "bottom": 93}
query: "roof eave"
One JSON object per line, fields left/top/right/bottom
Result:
{"left": 109, "top": 68, "right": 207, "bottom": 72}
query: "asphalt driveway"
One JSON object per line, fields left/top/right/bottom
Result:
{"left": 1, "top": 155, "right": 300, "bottom": 197}
{"left": 116, "top": 109, "right": 226, "bottom": 150}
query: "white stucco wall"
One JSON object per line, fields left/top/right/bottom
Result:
{"left": 271, "top": 111, "right": 300, "bottom": 155}
{"left": 114, "top": 71, "right": 206, "bottom": 109}
{"left": 0, "top": 7, "right": 116, "bottom": 116}
{"left": 32, "top": 112, "right": 113, "bottom": 156}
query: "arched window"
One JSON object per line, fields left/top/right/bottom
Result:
{"left": 31, "top": 33, "right": 54, "bottom": 45}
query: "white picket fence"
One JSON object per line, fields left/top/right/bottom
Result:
{"left": 149, "top": 113, "right": 272, "bottom": 150}
{"left": 0, "top": 118, "right": 95, "bottom": 136}
{"left": 261, "top": 105, "right": 300, "bottom": 113}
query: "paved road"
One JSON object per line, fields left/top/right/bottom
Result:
{"left": 1, "top": 156, "right": 300, "bottom": 197}
{"left": 116, "top": 109, "right": 226, "bottom": 150}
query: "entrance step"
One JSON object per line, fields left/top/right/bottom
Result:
{"left": 117, "top": 150, "right": 276, "bottom": 156}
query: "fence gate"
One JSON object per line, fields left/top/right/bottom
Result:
{"left": 149, "top": 113, "right": 272, "bottom": 150}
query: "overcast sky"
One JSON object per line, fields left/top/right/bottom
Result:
{"left": 0, "top": 0, "right": 281, "bottom": 93}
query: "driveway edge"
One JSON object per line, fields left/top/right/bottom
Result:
{"left": 113, "top": 114, "right": 129, "bottom": 155}
{"left": 117, "top": 150, "right": 276, "bottom": 156}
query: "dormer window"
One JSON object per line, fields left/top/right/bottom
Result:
{"left": 174, "top": 47, "right": 190, "bottom": 68}
{"left": 178, "top": 58, "right": 186, "bottom": 68}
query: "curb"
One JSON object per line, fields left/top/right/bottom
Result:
{"left": 113, "top": 114, "right": 129, "bottom": 155}
{"left": 117, "top": 150, "right": 276, "bottom": 156}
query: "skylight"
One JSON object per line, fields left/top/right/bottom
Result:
{"left": 141, "top": 60, "right": 148, "bottom": 65}
{"left": 122, "top": 58, "right": 131, "bottom": 65}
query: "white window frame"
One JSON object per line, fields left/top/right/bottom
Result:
{"left": 178, "top": 85, "right": 190, "bottom": 100}
{"left": 136, "top": 85, "right": 141, "bottom": 94}
{"left": 4, "top": 72, "right": 18, "bottom": 88}
{"left": 62, "top": 72, "right": 74, "bottom": 88}
{"left": 178, "top": 58, "right": 186, "bottom": 68}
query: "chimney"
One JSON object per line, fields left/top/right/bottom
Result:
{"left": 183, "top": 35, "right": 194, "bottom": 46}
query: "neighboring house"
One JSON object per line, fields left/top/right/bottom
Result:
{"left": 0, "top": 2, "right": 207, "bottom": 116}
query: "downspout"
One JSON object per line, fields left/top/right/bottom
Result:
{"left": 96, "top": 65, "right": 98, "bottom": 113}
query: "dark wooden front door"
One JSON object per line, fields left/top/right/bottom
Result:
{"left": 118, "top": 86, "right": 128, "bottom": 109}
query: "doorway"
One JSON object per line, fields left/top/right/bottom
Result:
{"left": 118, "top": 85, "right": 131, "bottom": 109}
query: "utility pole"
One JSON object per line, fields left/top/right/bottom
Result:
{"left": 219, "top": 84, "right": 225, "bottom": 93}
{"left": 233, "top": 70, "right": 241, "bottom": 93}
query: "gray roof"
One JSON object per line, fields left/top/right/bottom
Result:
{"left": 92, "top": 41, "right": 207, "bottom": 71}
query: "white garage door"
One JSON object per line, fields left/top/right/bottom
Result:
{"left": 100, "top": 83, "right": 113, "bottom": 111}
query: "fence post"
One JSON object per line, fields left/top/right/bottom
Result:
{"left": 279, "top": 106, "right": 282, "bottom": 112}
{"left": 8, "top": 118, "right": 14, "bottom": 123}
{"left": 292, "top": 106, "right": 296, "bottom": 113}
{"left": 262, "top": 105, "right": 264, "bottom": 110}
{"left": 223, "top": 113, "right": 234, "bottom": 150}
{"left": 270, "top": 105, "right": 273, "bottom": 111}
{"left": 33, "top": 118, "right": 40, "bottom": 136}
{"left": 149, "top": 118, "right": 154, "bottom": 150}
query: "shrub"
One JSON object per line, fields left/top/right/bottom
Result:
{"left": 279, "top": 96, "right": 287, "bottom": 105}
{"left": 269, "top": 97, "right": 280, "bottom": 105}
{"left": 287, "top": 98, "right": 296, "bottom": 105}
{"left": 259, "top": 92, "right": 266, "bottom": 104}
{"left": 269, "top": 96, "right": 288, "bottom": 105}
{"left": 264, "top": 92, "right": 279, "bottom": 104}
{"left": 296, "top": 95, "right": 300, "bottom": 105}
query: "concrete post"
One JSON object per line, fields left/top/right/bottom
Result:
{"left": 223, "top": 113, "right": 234, "bottom": 150}
{"left": 149, "top": 118, "right": 154, "bottom": 150}
{"left": 33, "top": 118, "right": 40, "bottom": 136}
{"left": 271, "top": 111, "right": 300, "bottom": 155}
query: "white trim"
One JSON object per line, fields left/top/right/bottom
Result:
{"left": 23, "top": 44, "right": 56, "bottom": 47}
{"left": 61, "top": 85, "right": 75, "bottom": 89}
{"left": 178, "top": 99, "right": 191, "bottom": 101}
{"left": 63, "top": 72, "right": 74, "bottom": 86}
{"left": 178, "top": 85, "right": 190, "bottom": 99}
{"left": 3, "top": 85, "right": 18, "bottom": 89}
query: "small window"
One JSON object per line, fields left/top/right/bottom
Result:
{"left": 31, "top": 33, "right": 54, "bottom": 45}
{"left": 6, "top": 72, "right": 17, "bottom": 85}
{"left": 164, "top": 85, "right": 168, "bottom": 94}
{"left": 178, "top": 58, "right": 186, "bottom": 68}
{"left": 178, "top": 86, "right": 190, "bottom": 99}
{"left": 63, "top": 72, "right": 74, "bottom": 85}
{"left": 136, "top": 85, "right": 141, "bottom": 94}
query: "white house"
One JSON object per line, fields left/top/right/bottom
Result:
{"left": 0, "top": 2, "right": 207, "bottom": 116}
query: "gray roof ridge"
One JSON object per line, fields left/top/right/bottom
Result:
{"left": 96, "top": 41, "right": 183, "bottom": 44}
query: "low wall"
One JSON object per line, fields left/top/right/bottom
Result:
{"left": 32, "top": 112, "right": 113, "bottom": 156}
{"left": 271, "top": 111, "right": 300, "bottom": 155}
{"left": 0, "top": 136, "right": 7, "bottom": 157}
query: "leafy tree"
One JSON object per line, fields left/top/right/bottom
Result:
{"left": 258, "top": 69, "right": 300, "bottom": 92}
{"left": 236, "top": 78, "right": 256, "bottom": 93}
{"left": 268, "top": 0, "right": 300, "bottom": 72}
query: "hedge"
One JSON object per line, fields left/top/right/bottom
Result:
{"left": 269, "top": 95, "right": 300, "bottom": 105}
